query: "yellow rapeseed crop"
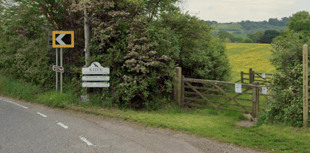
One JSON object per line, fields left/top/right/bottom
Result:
{"left": 225, "top": 43, "right": 276, "bottom": 82}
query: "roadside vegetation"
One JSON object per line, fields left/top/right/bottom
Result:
{"left": 1, "top": 72, "right": 310, "bottom": 153}
{"left": 1, "top": 0, "right": 310, "bottom": 152}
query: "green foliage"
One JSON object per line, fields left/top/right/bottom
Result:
{"left": 243, "top": 38, "right": 253, "bottom": 43}
{"left": 0, "top": 0, "right": 231, "bottom": 111}
{"left": 261, "top": 30, "right": 280, "bottom": 43}
{"left": 259, "top": 11, "right": 310, "bottom": 127}
{"left": 246, "top": 31, "right": 264, "bottom": 43}
{"left": 209, "top": 18, "right": 288, "bottom": 39}
{"left": 224, "top": 38, "right": 231, "bottom": 43}
{"left": 35, "top": 89, "right": 82, "bottom": 108}
{"left": 239, "top": 20, "right": 288, "bottom": 33}
{"left": 218, "top": 30, "right": 234, "bottom": 40}
{"left": 217, "top": 30, "right": 243, "bottom": 43}
{"left": 286, "top": 11, "right": 310, "bottom": 33}
{"left": 0, "top": 0, "right": 47, "bottom": 38}
{"left": 70, "top": 0, "right": 231, "bottom": 110}
{"left": 4, "top": 77, "right": 41, "bottom": 101}
{"left": 0, "top": 30, "right": 54, "bottom": 87}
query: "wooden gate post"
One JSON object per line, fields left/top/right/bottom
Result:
{"left": 249, "top": 68, "right": 253, "bottom": 84}
{"left": 174, "top": 67, "right": 182, "bottom": 106}
{"left": 252, "top": 82, "right": 259, "bottom": 119}
{"left": 241, "top": 71, "right": 244, "bottom": 83}
{"left": 252, "top": 71, "right": 255, "bottom": 84}
{"left": 182, "top": 75, "right": 185, "bottom": 107}
{"left": 303, "top": 44, "right": 308, "bottom": 128}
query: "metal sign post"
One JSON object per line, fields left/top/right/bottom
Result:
{"left": 60, "top": 48, "right": 63, "bottom": 93}
{"left": 51, "top": 31, "right": 74, "bottom": 93}
{"left": 56, "top": 48, "right": 58, "bottom": 91}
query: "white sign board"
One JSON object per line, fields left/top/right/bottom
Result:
{"left": 235, "top": 83, "right": 242, "bottom": 93}
{"left": 82, "top": 62, "right": 109, "bottom": 75}
{"left": 82, "top": 76, "right": 109, "bottom": 81}
{"left": 82, "top": 82, "right": 110, "bottom": 88}
{"left": 262, "top": 87, "right": 268, "bottom": 94}
{"left": 262, "top": 73, "right": 266, "bottom": 79}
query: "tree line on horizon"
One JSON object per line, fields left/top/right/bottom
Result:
{"left": 201, "top": 16, "right": 291, "bottom": 44}
{"left": 217, "top": 29, "right": 280, "bottom": 44}
{"left": 205, "top": 17, "right": 290, "bottom": 26}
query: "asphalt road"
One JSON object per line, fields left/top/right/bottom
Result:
{"left": 0, "top": 96, "right": 265, "bottom": 153}
{"left": 0, "top": 98, "right": 154, "bottom": 153}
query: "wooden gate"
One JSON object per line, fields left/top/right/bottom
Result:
{"left": 174, "top": 67, "right": 272, "bottom": 118}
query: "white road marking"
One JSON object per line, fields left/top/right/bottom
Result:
{"left": 57, "top": 122, "right": 68, "bottom": 129}
{"left": 37, "top": 112, "right": 47, "bottom": 117}
{"left": 79, "top": 136, "right": 95, "bottom": 146}
{"left": 4, "top": 100, "right": 28, "bottom": 109}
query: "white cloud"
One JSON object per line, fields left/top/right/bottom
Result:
{"left": 179, "top": 0, "right": 308, "bottom": 22}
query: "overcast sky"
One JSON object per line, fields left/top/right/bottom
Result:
{"left": 175, "top": 0, "right": 310, "bottom": 23}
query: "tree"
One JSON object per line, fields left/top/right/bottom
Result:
{"left": 0, "top": 0, "right": 232, "bottom": 110}
{"left": 247, "top": 31, "right": 264, "bottom": 43}
{"left": 70, "top": 0, "right": 231, "bottom": 109}
{"left": 286, "top": 10, "right": 310, "bottom": 32}
{"left": 217, "top": 30, "right": 243, "bottom": 43}
{"left": 243, "top": 38, "right": 253, "bottom": 43}
{"left": 0, "top": 0, "right": 49, "bottom": 39}
{"left": 218, "top": 30, "right": 233, "bottom": 40}
{"left": 260, "top": 30, "right": 280, "bottom": 43}
{"left": 268, "top": 18, "right": 279, "bottom": 26}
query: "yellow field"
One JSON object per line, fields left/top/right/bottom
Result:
{"left": 225, "top": 43, "right": 276, "bottom": 82}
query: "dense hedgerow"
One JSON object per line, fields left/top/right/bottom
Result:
{"left": 258, "top": 11, "right": 310, "bottom": 127}
{"left": 70, "top": 0, "right": 231, "bottom": 109}
{"left": 0, "top": 0, "right": 231, "bottom": 110}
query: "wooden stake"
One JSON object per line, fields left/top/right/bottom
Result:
{"left": 303, "top": 44, "right": 308, "bottom": 128}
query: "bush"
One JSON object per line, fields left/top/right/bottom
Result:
{"left": 74, "top": 2, "right": 231, "bottom": 110}
{"left": 243, "top": 38, "right": 253, "bottom": 43}
{"left": 0, "top": 30, "right": 54, "bottom": 87}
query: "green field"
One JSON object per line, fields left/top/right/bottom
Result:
{"left": 1, "top": 43, "right": 310, "bottom": 153}
{"left": 225, "top": 43, "right": 276, "bottom": 82}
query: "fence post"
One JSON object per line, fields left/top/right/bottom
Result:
{"left": 182, "top": 75, "right": 185, "bottom": 107}
{"left": 249, "top": 68, "right": 253, "bottom": 84}
{"left": 252, "top": 82, "right": 259, "bottom": 120}
{"left": 174, "top": 67, "right": 182, "bottom": 106}
{"left": 241, "top": 71, "right": 244, "bottom": 83}
{"left": 256, "top": 82, "right": 260, "bottom": 119}
{"left": 252, "top": 71, "right": 255, "bottom": 84}
{"left": 303, "top": 44, "right": 308, "bottom": 128}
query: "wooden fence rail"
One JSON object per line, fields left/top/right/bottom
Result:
{"left": 174, "top": 67, "right": 272, "bottom": 119}
{"left": 238, "top": 68, "right": 273, "bottom": 85}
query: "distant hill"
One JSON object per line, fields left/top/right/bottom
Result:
{"left": 203, "top": 17, "right": 290, "bottom": 39}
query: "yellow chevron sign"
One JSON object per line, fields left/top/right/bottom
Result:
{"left": 52, "top": 31, "right": 74, "bottom": 48}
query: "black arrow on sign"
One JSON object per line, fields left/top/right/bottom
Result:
{"left": 55, "top": 34, "right": 72, "bottom": 45}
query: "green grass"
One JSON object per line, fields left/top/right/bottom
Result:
{"left": 0, "top": 43, "right": 308, "bottom": 152}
